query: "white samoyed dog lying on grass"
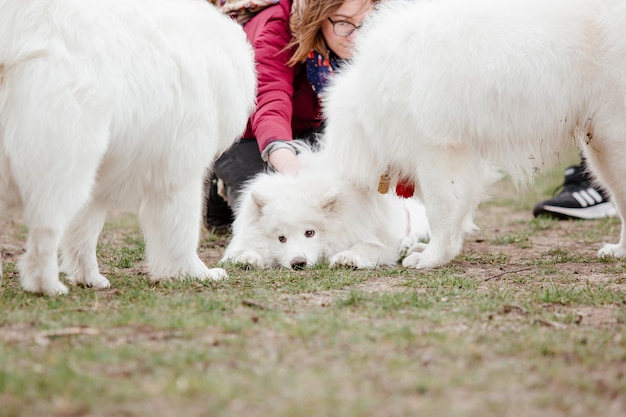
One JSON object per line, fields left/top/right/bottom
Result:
{"left": 220, "top": 151, "right": 430, "bottom": 270}
{"left": 321, "top": 0, "right": 626, "bottom": 269}
{"left": 0, "top": 0, "right": 256, "bottom": 295}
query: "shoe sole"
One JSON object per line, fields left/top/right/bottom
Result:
{"left": 536, "top": 202, "right": 617, "bottom": 220}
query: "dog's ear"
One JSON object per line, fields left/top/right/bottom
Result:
{"left": 320, "top": 186, "right": 340, "bottom": 214}
{"left": 250, "top": 191, "right": 267, "bottom": 217}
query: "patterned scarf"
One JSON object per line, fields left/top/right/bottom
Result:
{"left": 209, "top": 0, "right": 279, "bottom": 24}
{"left": 305, "top": 49, "right": 345, "bottom": 95}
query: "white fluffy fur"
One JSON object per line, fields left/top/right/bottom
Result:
{"left": 221, "top": 153, "right": 430, "bottom": 269}
{"left": 322, "top": 0, "right": 626, "bottom": 268}
{"left": 0, "top": 0, "right": 256, "bottom": 295}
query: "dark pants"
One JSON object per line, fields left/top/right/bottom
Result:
{"left": 213, "top": 139, "right": 266, "bottom": 207}
{"left": 213, "top": 134, "right": 320, "bottom": 208}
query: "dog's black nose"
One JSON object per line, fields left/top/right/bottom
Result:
{"left": 290, "top": 257, "right": 307, "bottom": 270}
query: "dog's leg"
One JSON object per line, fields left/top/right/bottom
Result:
{"left": 402, "top": 210, "right": 474, "bottom": 269}
{"left": 60, "top": 202, "right": 111, "bottom": 289}
{"left": 139, "top": 177, "right": 227, "bottom": 282}
{"left": 595, "top": 189, "right": 626, "bottom": 258}
{"left": 600, "top": 222, "right": 626, "bottom": 258}
{"left": 8, "top": 83, "right": 108, "bottom": 295}
{"left": 220, "top": 230, "right": 267, "bottom": 267}
{"left": 18, "top": 168, "right": 103, "bottom": 295}
{"left": 399, "top": 197, "right": 431, "bottom": 255}
{"left": 219, "top": 186, "right": 270, "bottom": 268}
{"left": 18, "top": 228, "right": 68, "bottom": 295}
{"left": 330, "top": 208, "right": 420, "bottom": 268}
{"left": 402, "top": 148, "right": 489, "bottom": 269}
{"left": 583, "top": 132, "right": 626, "bottom": 259}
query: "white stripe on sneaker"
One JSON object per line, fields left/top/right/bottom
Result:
{"left": 572, "top": 188, "right": 604, "bottom": 207}
{"left": 572, "top": 191, "right": 590, "bottom": 207}
{"left": 587, "top": 188, "right": 604, "bottom": 203}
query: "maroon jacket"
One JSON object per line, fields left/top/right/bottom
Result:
{"left": 242, "top": 0, "right": 323, "bottom": 153}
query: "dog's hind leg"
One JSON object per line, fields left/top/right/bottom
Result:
{"left": 6, "top": 74, "right": 109, "bottom": 295}
{"left": 402, "top": 146, "right": 496, "bottom": 269}
{"left": 60, "top": 200, "right": 111, "bottom": 289}
{"left": 17, "top": 163, "right": 102, "bottom": 296}
{"left": 15, "top": 141, "right": 106, "bottom": 295}
{"left": 18, "top": 228, "right": 68, "bottom": 295}
{"left": 139, "top": 175, "right": 227, "bottom": 282}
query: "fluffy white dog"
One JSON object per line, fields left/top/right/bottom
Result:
{"left": 220, "top": 153, "right": 430, "bottom": 269}
{"left": 0, "top": 0, "right": 256, "bottom": 295}
{"left": 321, "top": 0, "right": 626, "bottom": 269}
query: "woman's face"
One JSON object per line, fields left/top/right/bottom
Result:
{"left": 321, "top": 0, "right": 374, "bottom": 59}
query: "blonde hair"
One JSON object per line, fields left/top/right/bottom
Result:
{"left": 288, "top": 0, "right": 378, "bottom": 66}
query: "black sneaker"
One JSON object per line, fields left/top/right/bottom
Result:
{"left": 533, "top": 165, "right": 616, "bottom": 220}
{"left": 202, "top": 175, "right": 233, "bottom": 234}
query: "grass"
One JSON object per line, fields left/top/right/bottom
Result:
{"left": 1, "top": 266, "right": 625, "bottom": 417}
{"left": 1, "top": 154, "right": 626, "bottom": 417}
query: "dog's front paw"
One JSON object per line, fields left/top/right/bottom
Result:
{"left": 200, "top": 267, "right": 228, "bottom": 281}
{"left": 21, "top": 279, "right": 70, "bottom": 296}
{"left": 399, "top": 239, "right": 428, "bottom": 258}
{"left": 19, "top": 270, "right": 70, "bottom": 296}
{"left": 43, "top": 281, "right": 70, "bottom": 296}
{"left": 399, "top": 237, "right": 416, "bottom": 258}
{"left": 66, "top": 273, "right": 111, "bottom": 289}
{"left": 221, "top": 250, "right": 265, "bottom": 268}
{"left": 598, "top": 243, "right": 626, "bottom": 259}
{"left": 401, "top": 247, "right": 449, "bottom": 269}
{"left": 330, "top": 251, "right": 376, "bottom": 269}
{"left": 402, "top": 252, "right": 427, "bottom": 269}
{"left": 167, "top": 259, "right": 228, "bottom": 282}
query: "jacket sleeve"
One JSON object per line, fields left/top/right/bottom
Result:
{"left": 245, "top": 7, "right": 296, "bottom": 154}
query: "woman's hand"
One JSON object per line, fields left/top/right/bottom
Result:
{"left": 268, "top": 147, "right": 301, "bottom": 175}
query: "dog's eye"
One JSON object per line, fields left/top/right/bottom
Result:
{"left": 278, "top": 235, "right": 287, "bottom": 243}
{"left": 304, "top": 230, "right": 315, "bottom": 238}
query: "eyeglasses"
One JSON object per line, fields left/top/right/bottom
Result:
{"left": 327, "top": 17, "right": 362, "bottom": 37}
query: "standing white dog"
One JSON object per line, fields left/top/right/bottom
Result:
{"left": 221, "top": 152, "right": 430, "bottom": 269}
{"left": 321, "top": 0, "right": 626, "bottom": 268}
{"left": 0, "top": 0, "right": 256, "bottom": 295}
